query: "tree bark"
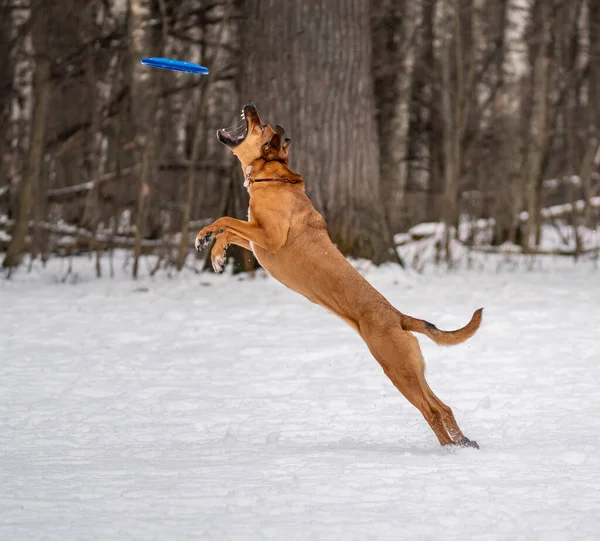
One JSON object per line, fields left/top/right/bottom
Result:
{"left": 241, "top": 0, "right": 395, "bottom": 264}
{"left": 584, "top": 0, "right": 600, "bottom": 230}
{"left": 0, "top": 0, "right": 13, "bottom": 188}
{"left": 579, "top": 138, "right": 600, "bottom": 229}
{"left": 3, "top": 2, "right": 51, "bottom": 270}
{"left": 128, "top": 0, "right": 161, "bottom": 279}
{"left": 523, "top": 0, "right": 552, "bottom": 252}
{"left": 371, "top": 0, "right": 420, "bottom": 234}
{"left": 415, "top": 0, "right": 445, "bottom": 223}
{"left": 590, "top": 0, "right": 600, "bottom": 128}
{"left": 439, "top": 0, "right": 476, "bottom": 262}
{"left": 176, "top": 0, "right": 233, "bottom": 271}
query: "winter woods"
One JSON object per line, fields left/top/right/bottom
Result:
{"left": 1, "top": 0, "right": 599, "bottom": 275}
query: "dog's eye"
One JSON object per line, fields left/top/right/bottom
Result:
{"left": 260, "top": 124, "right": 265, "bottom": 132}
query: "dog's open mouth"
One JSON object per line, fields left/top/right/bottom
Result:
{"left": 217, "top": 115, "right": 247, "bottom": 146}
{"left": 217, "top": 104, "right": 257, "bottom": 147}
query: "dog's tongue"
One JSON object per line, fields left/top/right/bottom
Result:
{"left": 220, "top": 125, "right": 246, "bottom": 138}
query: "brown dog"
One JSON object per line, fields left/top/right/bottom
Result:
{"left": 196, "top": 104, "right": 482, "bottom": 448}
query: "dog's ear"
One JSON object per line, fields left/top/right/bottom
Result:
{"left": 262, "top": 132, "right": 282, "bottom": 159}
{"left": 275, "top": 125, "right": 285, "bottom": 137}
{"left": 268, "top": 133, "right": 282, "bottom": 152}
{"left": 282, "top": 138, "right": 291, "bottom": 153}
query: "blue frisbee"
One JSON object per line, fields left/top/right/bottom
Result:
{"left": 141, "top": 57, "right": 209, "bottom": 75}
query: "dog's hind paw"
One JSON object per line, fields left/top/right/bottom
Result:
{"left": 459, "top": 437, "right": 480, "bottom": 449}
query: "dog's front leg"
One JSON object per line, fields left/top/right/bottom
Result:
{"left": 209, "top": 230, "right": 252, "bottom": 273}
{"left": 195, "top": 217, "right": 287, "bottom": 253}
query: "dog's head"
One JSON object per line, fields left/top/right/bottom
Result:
{"left": 217, "top": 104, "right": 291, "bottom": 169}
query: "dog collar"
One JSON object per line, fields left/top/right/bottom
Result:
{"left": 245, "top": 166, "right": 299, "bottom": 187}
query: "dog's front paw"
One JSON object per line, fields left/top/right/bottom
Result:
{"left": 212, "top": 253, "right": 226, "bottom": 274}
{"left": 195, "top": 230, "right": 213, "bottom": 251}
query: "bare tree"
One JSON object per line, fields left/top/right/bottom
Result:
{"left": 176, "top": 0, "right": 234, "bottom": 271}
{"left": 431, "top": 0, "right": 480, "bottom": 262}
{"left": 417, "top": 0, "right": 444, "bottom": 223}
{"left": 3, "top": 1, "right": 51, "bottom": 270}
{"left": 582, "top": 0, "right": 600, "bottom": 228}
{"left": 0, "top": 0, "right": 14, "bottom": 191}
{"left": 128, "top": 0, "right": 162, "bottom": 278}
{"left": 371, "top": 0, "right": 420, "bottom": 234}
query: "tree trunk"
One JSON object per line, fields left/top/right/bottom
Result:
{"left": 579, "top": 138, "right": 600, "bottom": 228}
{"left": 83, "top": 33, "right": 118, "bottom": 277}
{"left": 128, "top": 0, "right": 160, "bottom": 279}
{"left": 590, "top": 0, "right": 600, "bottom": 128}
{"left": 523, "top": 5, "right": 551, "bottom": 252}
{"left": 0, "top": 0, "right": 13, "bottom": 187}
{"left": 3, "top": 2, "right": 51, "bottom": 270}
{"left": 176, "top": 0, "right": 233, "bottom": 271}
{"left": 439, "top": 0, "right": 476, "bottom": 262}
{"left": 415, "top": 0, "right": 445, "bottom": 223}
{"left": 241, "top": 0, "right": 395, "bottom": 264}
{"left": 371, "top": 0, "right": 420, "bottom": 234}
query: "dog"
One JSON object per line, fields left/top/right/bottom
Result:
{"left": 196, "top": 104, "right": 482, "bottom": 448}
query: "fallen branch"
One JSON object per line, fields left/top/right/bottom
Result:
{"left": 469, "top": 245, "right": 600, "bottom": 257}
{"left": 519, "top": 196, "right": 600, "bottom": 221}
{"left": 45, "top": 162, "right": 230, "bottom": 203}
{"left": 0, "top": 217, "right": 213, "bottom": 256}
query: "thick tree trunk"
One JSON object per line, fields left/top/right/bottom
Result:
{"left": 241, "top": 0, "right": 395, "bottom": 264}
{"left": 3, "top": 2, "right": 51, "bottom": 270}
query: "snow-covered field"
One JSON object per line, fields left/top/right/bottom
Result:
{"left": 1, "top": 252, "right": 600, "bottom": 540}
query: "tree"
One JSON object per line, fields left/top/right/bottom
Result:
{"left": 3, "top": 0, "right": 52, "bottom": 270}
{"left": 240, "top": 0, "right": 396, "bottom": 264}
{"left": 128, "top": 0, "right": 162, "bottom": 278}
{"left": 439, "top": 0, "right": 478, "bottom": 260}
{"left": 0, "top": 0, "right": 14, "bottom": 188}
{"left": 176, "top": 0, "right": 234, "bottom": 271}
{"left": 521, "top": 0, "right": 558, "bottom": 251}
{"left": 371, "top": 0, "right": 420, "bottom": 234}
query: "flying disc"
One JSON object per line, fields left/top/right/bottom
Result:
{"left": 141, "top": 57, "right": 209, "bottom": 75}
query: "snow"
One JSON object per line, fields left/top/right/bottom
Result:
{"left": 1, "top": 252, "right": 600, "bottom": 540}
{"left": 396, "top": 219, "right": 599, "bottom": 265}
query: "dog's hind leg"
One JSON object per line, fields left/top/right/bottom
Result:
{"left": 361, "top": 321, "right": 477, "bottom": 448}
{"left": 424, "top": 382, "right": 479, "bottom": 448}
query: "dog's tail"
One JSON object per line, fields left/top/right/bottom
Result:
{"left": 401, "top": 308, "right": 483, "bottom": 346}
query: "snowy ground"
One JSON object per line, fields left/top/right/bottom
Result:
{"left": 1, "top": 252, "right": 600, "bottom": 540}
